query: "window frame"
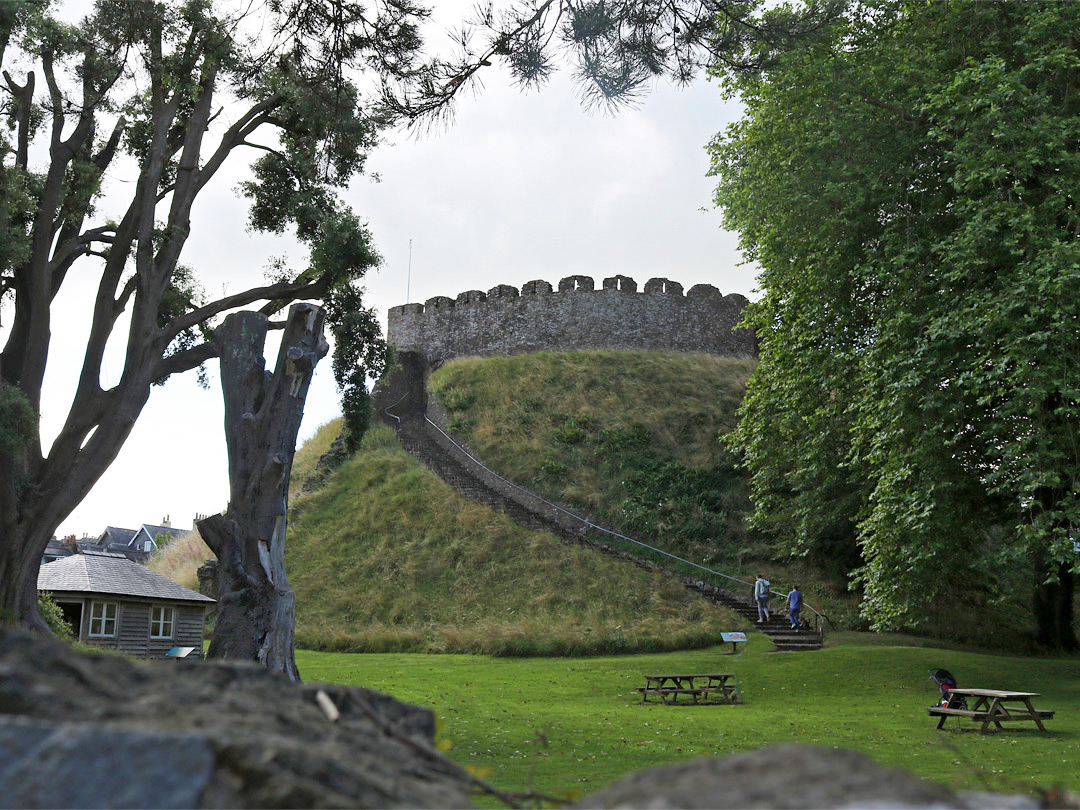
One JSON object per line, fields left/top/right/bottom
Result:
{"left": 88, "top": 600, "right": 118, "bottom": 637}
{"left": 150, "top": 605, "right": 175, "bottom": 639}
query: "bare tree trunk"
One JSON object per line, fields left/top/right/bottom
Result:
{"left": 1034, "top": 550, "right": 1078, "bottom": 652}
{"left": 197, "top": 303, "right": 328, "bottom": 681}
{"left": 0, "top": 518, "right": 50, "bottom": 632}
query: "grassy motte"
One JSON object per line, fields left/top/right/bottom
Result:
{"left": 427, "top": 352, "right": 866, "bottom": 624}
{"left": 285, "top": 424, "right": 744, "bottom": 655}
{"left": 298, "top": 635, "right": 1080, "bottom": 803}
{"left": 430, "top": 351, "right": 757, "bottom": 561}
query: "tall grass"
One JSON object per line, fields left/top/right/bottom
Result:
{"left": 146, "top": 528, "right": 214, "bottom": 591}
{"left": 289, "top": 418, "right": 344, "bottom": 502}
{"left": 146, "top": 419, "right": 344, "bottom": 591}
{"left": 285, "top": 424, "right": 745, "bottom": 655}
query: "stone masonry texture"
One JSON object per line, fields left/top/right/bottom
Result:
{"left": 387, "top": 275, "right": 756, "bottom": 362}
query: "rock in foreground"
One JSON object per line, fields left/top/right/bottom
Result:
{"left": 0, "top": 628, "right": 473, "bottom": 808}
{"left": 574, "top": 744, "right": 1042, "bottom": 809}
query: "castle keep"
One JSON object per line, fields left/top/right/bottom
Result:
{"left": 386, "top": 275, "right": 756, "bottom": 362}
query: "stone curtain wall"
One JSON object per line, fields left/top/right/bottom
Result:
{"left": 387, "top": 275, "right": 756, "bottom": 362}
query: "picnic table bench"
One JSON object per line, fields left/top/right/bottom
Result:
{"left": 637, "top": 673, "right": 739, "bottom": 705}
{"left": 928, "top": 689, "right": 1054, "bottom": 733}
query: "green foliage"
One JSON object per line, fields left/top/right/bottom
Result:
{"left": 0, "top": 384, "right": 37, "bottom": 456}
{"left": 0, "top": 161, "right": 33, "bottom": 285}
{"left": 285, "top": 424, "right": 741, "bottom": 655}
{"left": 325, "top": 285, "right": 386, "bottom": 454}
{"left": 37, "top": 591, "right": 73, "bottom": 640}
{"left": 155, "top": 264, "right": 209, "bottom": 387}
{"left": 552, "top": 415, "right": 594, "bottom": 445}
{"left": 299, "top": 637, "right": 1080, "bottom": 800}
{"left": 429, "top": 352, "right": 757, "bottom": 561}
{"left": 710, "top": 1, "right": 1080, "bottom": 637}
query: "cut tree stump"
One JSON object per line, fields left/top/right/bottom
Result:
{"left": 198, "top": 303, "right": 328, "bottom": 682}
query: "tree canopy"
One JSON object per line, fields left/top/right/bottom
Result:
{"left": 710, "top": 0, "right": 1080, "bottom": 648}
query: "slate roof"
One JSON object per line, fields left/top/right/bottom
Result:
{"left": 139, "top": 524, "right": 189, "bottom": 540}
{"left": 97, "top": 527, "right": 138, "bottom": 547}
{"left": 37, "top": 551, "right": 214, "bottom": 603}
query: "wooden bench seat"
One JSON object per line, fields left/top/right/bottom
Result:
{"left": 928, "top": 707, "right": 1055, "bottom": 720}
{"left": 636, "top": 686, "right": 737, "bottom": 704}
{"left": 635, "top": 691, "right": 730, "bottom": 699}
{"left": 928, "top": 707, "right": 989, "bottom": 719}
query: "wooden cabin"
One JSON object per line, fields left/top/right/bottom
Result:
{"left": 38, "top": 551, "right": 214, "bottom": 658}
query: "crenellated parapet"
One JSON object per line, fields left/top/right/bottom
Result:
{"left": 387, "top": 275, "right": 756, "bottom": 362}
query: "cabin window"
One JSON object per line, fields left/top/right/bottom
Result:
{"left": 150, "top": 606, "right": 175, "bottom": 639}
{"left": 88, "top": 601, "right": 118, "bottom": 637}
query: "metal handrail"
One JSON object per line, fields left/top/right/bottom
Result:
{"left": 382, "top": 392, "right": 409, "bottom": 424}
{"left": 421, "top": 416, "right": 831, "bottom": 633}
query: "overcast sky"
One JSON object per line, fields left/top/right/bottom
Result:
{"left": 34, "top": 5, "right": 758, "bottom": 538}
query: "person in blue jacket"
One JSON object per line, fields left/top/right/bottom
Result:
{"left": 754, "top": 574, "right": 771, "bottom": 622}
{"left": 787, "top": 584, "right": 803, "bottom": 631}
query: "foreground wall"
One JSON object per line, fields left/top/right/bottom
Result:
{"left": 386, "top": 275, "right": 756, "bottom": 362}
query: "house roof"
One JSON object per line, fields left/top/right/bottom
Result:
{"left": 37, "top": 551, "right": 214, "bottom": 603}
{"left": 99, "top": 526, "right": 138, "bottom": 546}
{"left": 136, "top": 524, "right": 190, "bottom": 543}
{"left": 141, "top": 527, "right": 187, "bottom": 540}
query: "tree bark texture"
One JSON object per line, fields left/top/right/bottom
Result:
{"left": 1034, "top": 551, "right": 1078, "bottom": 652}
{"left": 197, "top": 303, "right": 328, "bottom": 682}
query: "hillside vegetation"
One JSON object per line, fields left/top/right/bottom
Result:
{"left": 284, "top": 423, "right": 742, "bottom": 655}
{"left": 430, "top": 351, "right": 757, "bottom": 562}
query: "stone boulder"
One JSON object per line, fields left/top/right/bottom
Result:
{"left": 573, "top": 744, "right": 1041, "bottom": 809}
{"left": 0, "top": 628, "right": 473, "bottom": 808}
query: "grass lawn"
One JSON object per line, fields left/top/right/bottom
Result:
{"left": 297, "top": 634, "right": 1080, "bottom": 804}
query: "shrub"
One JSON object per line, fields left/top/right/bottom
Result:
{"left": 38, "top": 591, "right": 73, "bottom": 640}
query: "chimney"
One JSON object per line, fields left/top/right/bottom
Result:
{"left": 162, "top": 515, "right": 171, "bottom": 528}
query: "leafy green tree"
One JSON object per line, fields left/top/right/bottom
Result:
{"left": 0, "top": 0, "right": 405, "bottom": 631}
{"left": 711, "top": 0, "right": 1080, "bottom": 648}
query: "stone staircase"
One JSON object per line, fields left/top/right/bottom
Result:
{"left": 712, "top": 591, "right": 825, "bottom": 651}
{"left": 393, "top": 421, "right": 568, "bottom": 538}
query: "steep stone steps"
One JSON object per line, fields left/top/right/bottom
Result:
{"left": 710, "top": 592, "right": 825, "bottom": 651}
{"left": 385, "top": 415, "right": 824, "bottom": 652}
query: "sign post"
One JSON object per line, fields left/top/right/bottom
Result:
{"left": 720, "top": 632, "right": 747, "bottom": 654}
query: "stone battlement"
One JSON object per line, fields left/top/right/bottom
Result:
{"left": 387, "top": 274, "right": 756, "bottom": 362}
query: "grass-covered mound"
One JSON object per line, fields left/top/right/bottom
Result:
{"left": 426, "top": 352, "right": 867, "bottom": 625}
{"left": 146, "top": 528, "right": 213, "bottom": 591}
{"left": 430, "top": 351, "right": 757, "bottom": 563}
{"left": 285, "top": 424, "right": 743, "bottom": 655}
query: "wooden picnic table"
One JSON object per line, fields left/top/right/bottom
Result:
{"left": 928, "top": 688, "right": 1054, "bottom": 734}
{"left": 637, "top": 673, "right": 739, "bottom": 705}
